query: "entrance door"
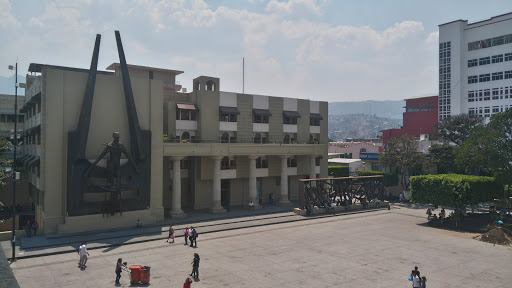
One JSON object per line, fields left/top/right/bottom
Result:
{"left": 221, "top": 179, "right": 230, "bottom": 206}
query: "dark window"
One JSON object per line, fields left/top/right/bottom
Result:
{"left": 505, "top": 71, "right": 512, "bottom": 79}
{"left": 253, "top": 115, "right": 269, "bottom": 123}
{"left": 492, "top": 72, "right": 504, "bottom": 81}
{"left": 287, "top": 157, "right": 297, "bottom": 167}
{"left": 479, "top": 74, "right": 490, "bottom": 82}
{"left": 467, "top": 59, "right": 478, "bottom": 67}
{"left": 505, "top": 53, "right": 512, "bottom": 62}
{"left": 468, "top": 76, "right": 478, "bottom": 84}
{"left": 283, "top": 134, "right": 290, "bottom": 144}
{"left": 479, "top": 57, "right": 490, "bottom": 65}
{"left": 492, "top": 54, "right": 503, "bottom": 63}
{"left": 253, "top": 133, "right": 262, "bottom": 144}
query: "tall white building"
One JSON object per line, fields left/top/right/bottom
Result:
{"left": 438, "top": 12, "right": 512, "bottom": 120}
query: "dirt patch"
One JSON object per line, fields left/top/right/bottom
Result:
{"left": 479, "top": 227, "right": 512, "bottom": 246}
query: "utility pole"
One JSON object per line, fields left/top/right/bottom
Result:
{"left": 8, "top": 62, "right": 18, "bottom": 262}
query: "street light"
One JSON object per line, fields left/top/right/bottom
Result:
{"left": 8, "top": 62, "right": 18, "bottom": 262}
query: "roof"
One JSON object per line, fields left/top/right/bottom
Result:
{"left": 106, "top": 63, "right": 183, "bottom": 75}
{"left": 28, "top": 63, "right": 113, "bottom": 75}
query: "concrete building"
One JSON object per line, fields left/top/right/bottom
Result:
{"left": 381, "top": 95, "right": 438, "bottom": 144}
{"left": 438, "top": 12, "right": 512, "bottom": 120}
{"left": 0, "top": 94, "right": 25, "bottom": 138}
{"left": 328, "top": 142, "right": 381, "bottom": 159}
{"left": 19, "top": 60, "right": 327, "bottom": 234}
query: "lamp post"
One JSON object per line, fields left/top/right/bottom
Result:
{"left": 8, "top": 62, "right": 18, "bottom": 262}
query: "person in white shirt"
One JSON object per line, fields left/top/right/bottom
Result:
{"left": 79, "top": 242, "right": 90, "bottom": 269}
{"left": 249, "top": 201, "right": 255, "bottom": 210}
{"left": 412, "top": 271, "right": 421, "bottom": 288}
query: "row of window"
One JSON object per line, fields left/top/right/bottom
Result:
{"left": 177, "top": 131, "right": 319, "bottom": 144}
{"left": 468, "top": 105, "right": 511, "bottom": 118}
{"left": 182, "top": 109, "right": 320, "bottom": 126}
{"left": 170, "top": 155, "right": 312, "bottom": 171}
{"left": 468, "top": 33, "right": 512, "bottom": 51}
{"left": 468, "top": 70, "right": 512, "bottom": 84}
{"left": 467, "top": 86, "right": 511, "bottom": 102}
{"left": 438, "top": 41, "right": 452, "bottom": 120}
{"left": 406, "top": 106, "right": 434, "bottom": 112}
{"left": 467, "top": 53, "right": 512, "bottom": 67}
{"left": 0, "top": 114, "right": 24, "bottom": 123}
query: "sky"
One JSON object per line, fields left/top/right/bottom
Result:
{"left": 1, "top": 0, "right": 511, "bottom": 102}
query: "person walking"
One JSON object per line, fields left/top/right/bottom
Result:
{"left": 31, "top": 221, "right": 39, "bottom": 236}
{"left": 189, "top": 227, "right": 196, "bottom": 247}
{"left": 183, "top": 277, "right": 193, "bottom": 288}
{"left": 79, "top": 242, "right": 89, "bottom": 269}
{"left": 166, "top": 225, "right": 175, "bottom": 243}
{"left": 412, "top": 271, "right": 421, "bottom": 288}
{"left": 191, "top": 227, "right": 198, "bottom": 247}
{"left": 184, "top": 227, "right": 189, "bottom": 245}
{"left": 190, "top": 253, "right": 200, "bottom": 279}
{"left": 115, "top": 258, "right": 126, "bottom": 285}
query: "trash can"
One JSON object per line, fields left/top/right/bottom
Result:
{"left": 129, "top": 265, "right": 143, "bottom": 284}
{"left": 139, "top": 266, "right": 151, "bottom": 284}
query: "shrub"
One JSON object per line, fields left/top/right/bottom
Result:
{"left": 328, "top": 166, "right": 350, "bottom": 178}
{"left": 410, "top": 174, "right": 503, "bottom": 209}
{"left": 357, "top": 170, "right": 398, "bottom": 187}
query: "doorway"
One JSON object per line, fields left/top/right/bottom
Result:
{"left": 221, "top": 179, "right": 230, "bottom": 207}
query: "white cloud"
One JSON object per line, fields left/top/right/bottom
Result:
{"left": 0, "top": 0, "right": 21, "bottom": 29}
{"left": 266, "top": 0, "right": 327, "bottom": 16}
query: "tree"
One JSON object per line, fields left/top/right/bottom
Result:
{"left": 432, "top": 114, "right": 484, "bottom": 145}
{"left": 0, "top": 136, "right": 13, "bottom": 188}
{"left": 429, "top": 143, "right": 457, "bottom": 174}
{"left": 380, "top": 135, "right": 427, "bottom": 193}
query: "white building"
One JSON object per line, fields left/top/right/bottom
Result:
{"left": 438, "top": 12, "right": 512, "bottom": 120}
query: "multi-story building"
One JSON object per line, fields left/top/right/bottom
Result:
{"left": 438, "top": 12, "right": 512, "bottom": 120}
{"left": 381, "top": 95, "right": 438, "bottom": 144}
{"left": 19, "top": 60, "right": 327, "bottom": 234}
{"left": 0, "top": 94, "right": 25, "bottom": 138}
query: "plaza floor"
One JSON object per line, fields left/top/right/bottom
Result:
{"left": 3, "top": 205, "right": 512, "bottom": 288}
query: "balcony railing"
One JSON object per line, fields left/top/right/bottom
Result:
{"left": 163, "top": 138, "right": 325, "bottom": 145}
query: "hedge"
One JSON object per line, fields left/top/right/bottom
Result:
{"left": 357, "top": 170, "right": 398, "bottom": 187}
{"left": 410, "top": 174, "right": 503, "bottom": 209}
{"left": 328, "top": 166, "right": 350, "bottom": 178}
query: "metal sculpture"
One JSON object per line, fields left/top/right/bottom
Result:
{"left": 66, "top": 31, "right": 151, "bottom": 216}
{"left": 299, "top": 176, "right": 385, "bottom": 209}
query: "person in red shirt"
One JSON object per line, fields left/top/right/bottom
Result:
{"left": 183, "top": 277, "right": 192, "bottom": 288}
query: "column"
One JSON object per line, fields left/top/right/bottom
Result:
{"left": 210, "top": 156, "right": 226, "bottom": 213}
{"left": 279, "top": 155, "right": 291, "bottom": 204}
{"left": 170, "top": 157, "right": 186, "bottom": 218}
{"left": 309, "top": 155, "right": 317, "bottom": 187}
{"left": 248, "top": 155, "right": 261, "bottom": 208}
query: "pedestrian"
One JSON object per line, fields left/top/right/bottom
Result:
{"left": 31, "top": 221, "right": 39, "bottom": 236}
{"left": 192, "top": 227, "right": 198, "bottom": 247}
{"left": 136, "top": 219, "right": 142, "bottom": 228}
{"left": 167, "top": 225, "right": 175, "bottom": 243}
{"left": 183, "top": 277, "right": 193, "bottom": 288}
{"left": 25, "top": 220, "right": 32, "bottom": 237}
{"left": 184, "top": 227, "right": 189, "bottom": 245}
{"left": 189, "top": 227, "right": 198, "bottom": 247}
{"left": 226, "top": 202, "right": 231, "bottom": 212}
{"left": 414, "top": 266, "right": 420, "bottom": 277}
{"left": 79, "top": 241, "right": 89, "bottom": 269}
{"left": 115, "top": 257, "right": 126, "bottom": 285}
{"left": 190, "top": 253, "right": 200, "bottom": 279}
{"left": 412, "top": 271, "right": 421, "bottom": 288}
{"left": 421, "top": 276, "right": 427, "bottom": 288}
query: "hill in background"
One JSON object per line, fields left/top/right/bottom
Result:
{"left": 328, "top": 113, "right": 402, "bottom": 141}
{"left": 329, "top": 100, "right": 404, "bottom": 119}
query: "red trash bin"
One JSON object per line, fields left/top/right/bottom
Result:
{"left": 139, "top": 266, "right": 151, "bottom": 284}
{"left": 129, "top": 265, "right": 143, "bottom": 283}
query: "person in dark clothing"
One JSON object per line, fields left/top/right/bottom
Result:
{"left": 189, "top": 227, "right": 197, "bottom": 247}
{"left": 190, "top": 253, "right": 200, "bottom": 279}
{"left": 115, "top": 258, "right": 126, "bottom": 285}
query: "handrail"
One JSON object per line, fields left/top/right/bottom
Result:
{"left": 163, "top": 138, "right": 325, "bottom": 145}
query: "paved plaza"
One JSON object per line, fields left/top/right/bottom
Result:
{"left": 2, "top": 205, "right": 512, "bottom": 288}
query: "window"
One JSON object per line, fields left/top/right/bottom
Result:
{"left": 468, "top": 91, "right": 475, "bottom": 102}
{"left": 220, "top": 113, "right": 237, "bottom": 122}
{"left": 407, "top": 107, "right": 420, "bottom": 112}
{"left": 484, "top": 107, "right": 490, "bottom": 118}
{"left": 467, "top": 59, "right": 478, "bottom": 67}
{"left": 492, "top": 54, "right": 503, "bottom": 63}
{"left": 181, "top": 131, "right": 191, "bottom": 142}
{"left": 315, "top": 156, "right": 321, "bottom": 166}
{"left": 468, "top": 76, "right": 478, "bottom": 84}
{"left": 256, "top": 157, "right": 268, "bottom": 169}
{"left": 310, "top": 118, "right": 320, "bottom": 126}
{"left": 283, "top": 116, "right": 297, "bottom": 125}
{"left": 253, "top": 115, "right": 269, "bottom": 123}
{"left": 479, "top": 57, "right": 490, "bottom": 66}
{"left": 492, "top": 106, "right": 500, "bottom": 114}
{"left": 420, "top": 106, "right": 434, "bottom": 111}
{"left": 176, "top": 109, "right": 196, "bottom": 120}
{"left": 468, "top": 34, "right": 512, "bottom": 51}
{"left": 484, "top": 89, "right": 490, "bottom": 101}
{"left": 220, "top": 132, "right": 230, "bottom": 143}
{"left": 505, "top": 53, "right": 512, "bottom": 62}
{"left": 180, "top": 158, "right": 191, "bottom": 169}
{"left": 468, "top": 108, "right": 476, "bottom": 115}
{"left": 492, "top": 88, "right": 499, "bottom": 100}
{"left": 505, "top": 71, "right": 512, "bottom": 79}
{"left": 221, "top": 157, "right": 231, "bottom": 170}
{"left": 283, "top": 134, "right": 290, "bottom": 144}
{"left": 253, "top": 133, "right": 262, "bottom": 144}
{"left": 287, "top": 157, "right": 297, "bottom": 167}
{"left": 479, "top": 74, "right": 490, "bottom": 82}
{"left": 492, "top": 72, "right": 504, "bottom": 81}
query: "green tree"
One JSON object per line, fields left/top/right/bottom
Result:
{"left": 429, "top": 143, "right": 457, "bottom": 174}
{"left": 0, "top": 136, "right": 13, "bottom": 188}
{"left": 432, "top": 114, "right": 483, "bottom": 145}
{"left": 380, "top": 135, "right": 427, "bottom": 192}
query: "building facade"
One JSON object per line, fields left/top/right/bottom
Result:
{"left": 19, "top": 62, "right": 327, "bottom": 234}
{"left": 438, "top": 12, "right": 512, "bottom": 120}
{"left": 381, "top": 95, "right": 438, "bottom": 144}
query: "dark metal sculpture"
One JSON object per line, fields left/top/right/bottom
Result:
{"left": 299, "top": 176, "right": 385, "bottom": 210}
{"left": 66, "top": 31, "right": 152, "bottom": 216}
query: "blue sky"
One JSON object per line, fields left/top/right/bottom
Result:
{"left": 1, "top": 0, "right": 511, "bottom": 101}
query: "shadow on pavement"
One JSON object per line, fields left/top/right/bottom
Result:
{"left": 0, "top": 246, "right": 20, "bottom": 288}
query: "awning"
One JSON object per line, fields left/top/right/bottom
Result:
{"left": 283, "top": 111, "right": 301, "bottom": 118}
{"left": 219, "top": 106, "right": 240, "bottom": 114}
{"left": 253, "top": 109, "right": 272, "bottom": 116}
{"left": 177, "top": 103, "right": 197, "bottom": 110}
{"left": 310, "top": 113, "right": 323, "bottom": 120}
{"left": 28, "top": 156, "right": 40, "bottom": 166}
{"left": 19, "top": 155, "right": 30, "bottom": 162}
{"left": 23, "top": 155, "right": 35, "bottom": 165}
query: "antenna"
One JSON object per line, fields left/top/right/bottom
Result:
{"left": 243, "top": 57, "right": 245, "bottom": 94}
